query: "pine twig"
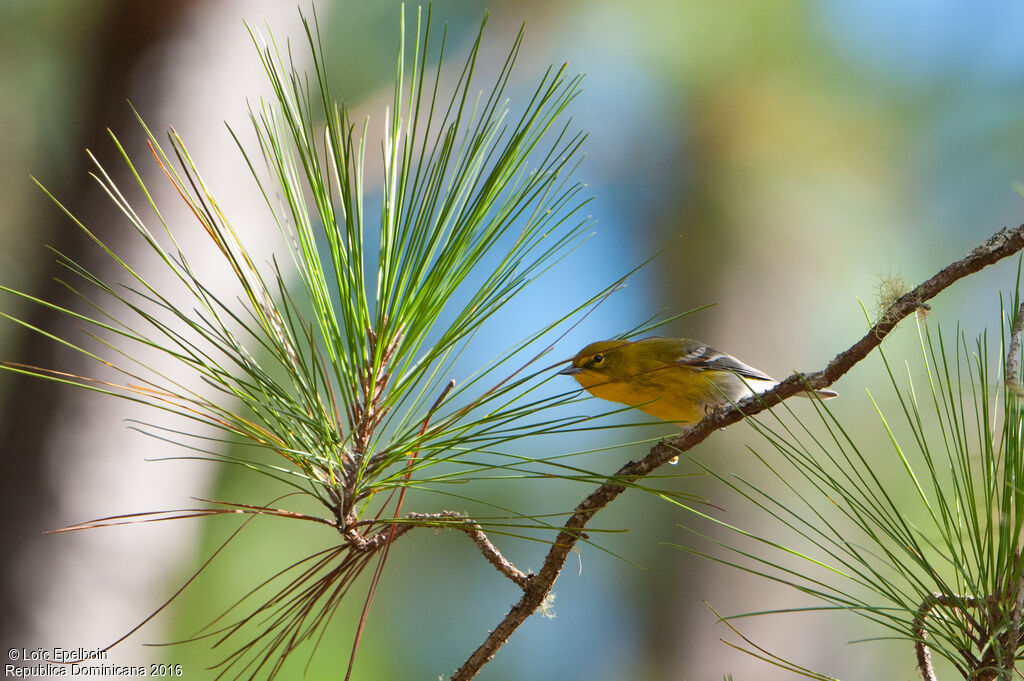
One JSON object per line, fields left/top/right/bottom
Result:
{"left": 914, "top": 592, "right": 981, "bottom": 681}
{"left": 409, "top": 511, "right": 531, "bottom": 588}
{"left": 1008, "top": 301, "right": 1024, "bottom": 388}
{"left": 451, "top": 224, "right": 1024, "bottom": 681}
{"left": 344, "top": 378, "right": 453, "bottom": 681}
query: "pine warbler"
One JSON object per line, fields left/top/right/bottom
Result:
{"left": 560, "top": 336, "right": 837, "bottom": 425}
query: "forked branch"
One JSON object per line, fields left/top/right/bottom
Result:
{"left": 452, "top": 224, "right": 1024, "bottom": 681}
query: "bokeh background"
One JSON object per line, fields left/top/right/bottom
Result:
{"left": 2, "top": 1, "right": 1024, "bottom": 679}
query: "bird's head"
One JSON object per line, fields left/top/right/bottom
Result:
{"left": 558, "top": 339, "right": 634, "bottom": 387}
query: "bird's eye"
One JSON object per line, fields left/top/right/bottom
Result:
{"left": 592, "top": 353, "right": 605, "bottom": 365}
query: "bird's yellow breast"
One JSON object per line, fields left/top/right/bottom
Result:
{"left": 575, "top": 366, "right": 723, "bottom": 425}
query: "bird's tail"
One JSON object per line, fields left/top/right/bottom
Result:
{"left": 748, "top": 380, "right": 838, "bottom": 400}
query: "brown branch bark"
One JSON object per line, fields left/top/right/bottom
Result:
{"left": 451, "top": 224, "right": 1024, "bottom": 681}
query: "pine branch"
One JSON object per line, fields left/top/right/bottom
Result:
{"left": 452, "top": 224, "right": 1024, "bottom": 681}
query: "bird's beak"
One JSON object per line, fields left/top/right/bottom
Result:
{"left": 558, "top": 366, "right": 582, "bottom": 376}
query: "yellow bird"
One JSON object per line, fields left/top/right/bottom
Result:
{"left": 560, "top": 337, "right": 837, "bottom": 425}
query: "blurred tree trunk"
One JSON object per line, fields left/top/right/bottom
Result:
{"left": 0, "top": 1, "right": 195, "bottom": 645}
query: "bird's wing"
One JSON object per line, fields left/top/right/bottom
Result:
{"left": 674, "top": 344, "right": 775, "bottom": 382}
